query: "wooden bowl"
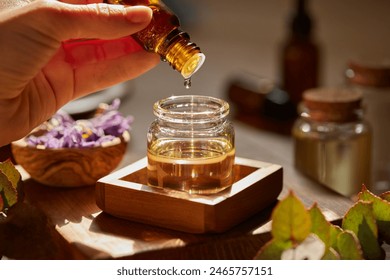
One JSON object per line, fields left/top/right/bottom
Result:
{"left": 11, "top": 134, "right": 128, "bottom": 187}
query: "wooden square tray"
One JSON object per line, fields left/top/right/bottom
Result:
{"left": 95, "top": 157, "right": 282, "bottom": 233}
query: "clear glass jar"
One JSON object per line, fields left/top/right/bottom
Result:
{"left": 292, "top": 88, "right": 372, "bottom": 197}
{"left": 147, "top": 95, "right": 235, "bottom": 195}
{"left": 346, "top": 61, "right": 390, "bottom": 193}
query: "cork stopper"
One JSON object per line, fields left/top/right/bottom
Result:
{"left": 346, "top": 61, "right": 390, "bottom": 88}
{"left": 302, "top": 88, "right": 363, "bottom": 122}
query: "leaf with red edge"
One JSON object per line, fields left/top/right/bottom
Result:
{"left": 329, "top": 224, "right": 343, "bottom": 251}
{"left": 0, "top": 160, "right": 22, "bottom": 211}
{"left": 0, "top": 160, "right": 21, "bottom": 189}
{"left": 358, "top": 185, "right": 390, "bottom": 243}
{"left": 255, "top": 191, "right": 310, "bottom": 259}
{"left": 254, "top": 238, "right": 292, "bottom": 260}
{"left": 309, "top": 204, "right": 332, "bottom": 248}
{"left": 342, "top": 200, "right": 384, "bottom": 259}
{"left": 380, "top": 191, "right": 390, "bottom": 202}
{"left": 271, "top": 191, "right": 311, "bottom": 243}
{"left": 0, "top": 171, "right": 17, "bottom": 211}
{"left": 337, "top": 230, "right": 364, "bottom": 260}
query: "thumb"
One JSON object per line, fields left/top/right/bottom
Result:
{"left": 25, "top": 1, "right": 153, "bottom": 42}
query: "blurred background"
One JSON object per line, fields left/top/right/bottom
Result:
{"left": 148, "top": 0, "right": 390, "bottom": 94}
{"left": 106, "top": 0, "right": 390, "bottom": 164}
{"left": 4, "top": 0, "right": 390, "bottom": 176}
{"left": 115, "top": 0, "right": 390, "bottom": 124}
{"left": 64, "top": 0, "right": 390, "bottom": 118}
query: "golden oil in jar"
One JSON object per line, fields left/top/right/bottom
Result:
{"left": 292, "top": 88, "right": 372, "bottom": 197}
{"left": 294, "top": 130, "right": 371, "bottom": 196}
{"left": 147, "top": 138, "right": 235, "bottom": 194}
{"left": 147, "top": 95, "right": 235, "bottom": 195}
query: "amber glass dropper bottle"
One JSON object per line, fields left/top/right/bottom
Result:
{"left": 281, "top": 0, "right": 319, "bottom": 107}
{"left": 105, "top": 0, "right": 205, "bottom": 88}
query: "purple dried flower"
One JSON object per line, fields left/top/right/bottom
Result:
{"left": 25, "top": 99, "right": 132, "bottom": 149}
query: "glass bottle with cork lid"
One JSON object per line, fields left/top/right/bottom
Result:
{"left": 346, "top": 60, "right": 390, "bottom": 193}
{"left": 292, "top": 88, "right": 372, "bottom": 197}
{"left": 105, "top": 0, "right": 205, "bottom": 88}
{"left": 147, "top": 95, "right": 235, "bottom": 195}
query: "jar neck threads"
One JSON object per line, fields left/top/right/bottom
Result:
{"left": 153, "top": 95, "right": 230, "bottom": 125}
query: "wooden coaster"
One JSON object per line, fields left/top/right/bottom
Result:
{"left": 95, "top": 157, "right": 282, "bottom": 233}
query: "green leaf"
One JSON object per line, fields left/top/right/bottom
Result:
{"left": 0, "top": 160, "right": 22, "bottom": 211}
{"left": 0, "top": 171, "right": 17, "bottom": 210}
{"left": 329, "top": 224, "right": 343, "bottom": 251}
{"left": 0, "top": 160, "right": 21, "bottom": 191}
{"left": 380, "top": 191, "right": 390, "bottom": 202}
{"left": 271, "top": 191, "right": 311, "bottom": 243}
{"left": 254, "top": 239, "right": 292, "bottom": 260}
{"left": 337, "top": 230, "right": 364, "bottom": 260}
{"left": 281, "top": 233, "right": 325, "bottom": 260}
{"left": 309, "top": 204, "right": 332, "bottom": 249}
{"left": 342, "top": 201, "right": 384, "bottom": 259}
{"left": 358, "top": 186, "right": 390, "bottom": 243}
{"left": 322, "top": 247, "right": 340, "bottom": 260}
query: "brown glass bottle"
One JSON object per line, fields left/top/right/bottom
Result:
{"left": 105, "top": 0, "right": 205, "bottom": 86}
{"left": 281, "top": 0, "right": 319, "bottom": 107}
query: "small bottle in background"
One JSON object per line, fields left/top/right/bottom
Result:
{"left": 292, "top": 88, "right": 372, "bottom": 197}
{"left": 281, "top": 0, "right": 320, "bottom": 108}
{"left": 226, "top": 74, "right": 296, "bottom": 135}
{"left": 346, "top": 60, "right": 390, "bottom": 193}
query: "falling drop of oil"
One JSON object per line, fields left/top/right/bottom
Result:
{"left": 184, "top": 78, "right": 191, "bottom": 89}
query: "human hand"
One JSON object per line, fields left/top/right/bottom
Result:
{"left": 0, "top": 0, "right": 160, "bottom": 146}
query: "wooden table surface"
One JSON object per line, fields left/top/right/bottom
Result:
{"left": 4, "top": 0, "right": 390, "bottom": 260}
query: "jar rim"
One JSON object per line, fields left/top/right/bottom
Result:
{"left": 153, "top": 95, "right": 230, "bottom": 123}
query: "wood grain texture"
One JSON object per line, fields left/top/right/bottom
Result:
{"left": 22, "top": 176, "right": 278, "bottom": 259}
{"left": 96, "top": 157, "right": 283, "bottom": 233}
{"left": 11, "top": 140, "right": 127, "bottom": 187}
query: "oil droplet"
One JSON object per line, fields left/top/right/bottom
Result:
{"left": 184, "top": 78, "right": 191, "bottom": 89}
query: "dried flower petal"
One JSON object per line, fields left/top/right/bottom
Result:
{"left": 25, "top": 99, "right": 132, "bottom": 149}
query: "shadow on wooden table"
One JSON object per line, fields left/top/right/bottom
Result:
{"left": 16, "top": 177, "right": 276, "bottom": 259}
{"left": 24, "top": 179, "right": 98, "bottom": 227}
{"left": 90, "top": 203, "right": 275, "bottom": 259}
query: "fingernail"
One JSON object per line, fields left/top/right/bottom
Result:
{"left": 126, "top": 6, "right": 153, "bottom": 24}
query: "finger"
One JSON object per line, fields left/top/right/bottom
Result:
{"left": 26, "top": 1, "right": 153, "bottom": 42}
{"left": 74, "top": 51, "right": 160, "bottom": 96}
{"left": 62, "top": 37, "right": 144, "bottom": 69}
{"left": 59, "top": 1, "right": 104, "bottom": 4}
{"left": 43, "top": 47, "right": 160, "bottom": 106}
